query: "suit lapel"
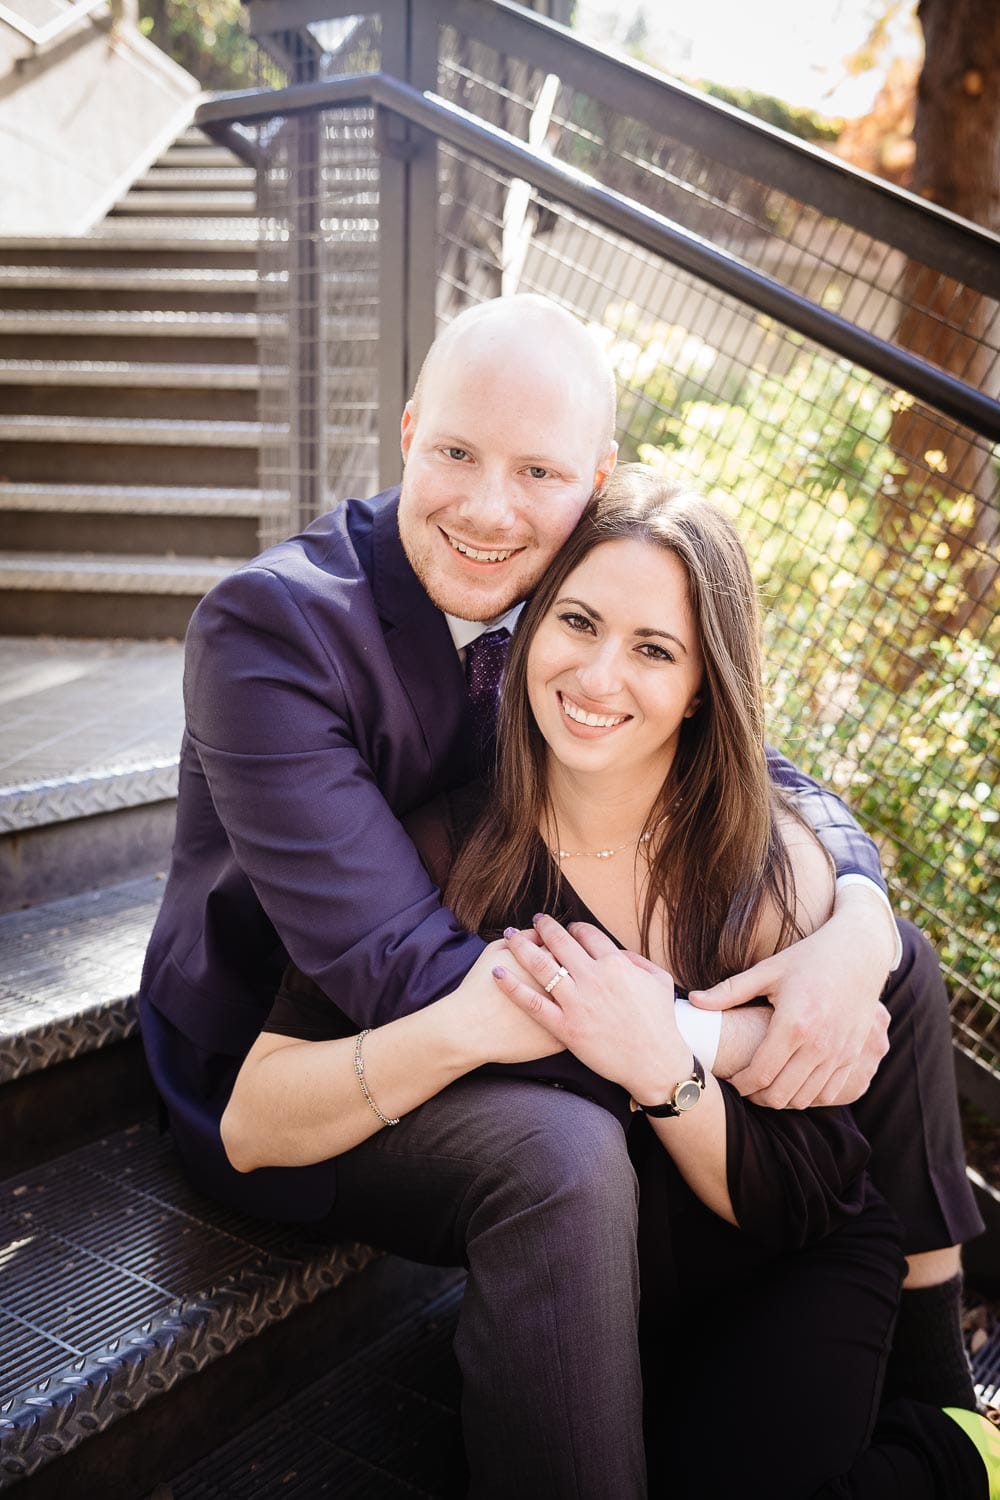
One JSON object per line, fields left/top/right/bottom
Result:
{"left": 369, "top": 494, "right": 471, "bottom": 775}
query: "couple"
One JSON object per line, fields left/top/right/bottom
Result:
{"left": 139, "top": 295, "right": 992, "bottom": 1497}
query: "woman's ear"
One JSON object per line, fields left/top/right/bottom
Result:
{"left": 683, "top": 694, "right": 702, "bottom": 719}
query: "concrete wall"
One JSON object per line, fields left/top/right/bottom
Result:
{"left": 0, "top": 3, "right": 200, "bottom": 235}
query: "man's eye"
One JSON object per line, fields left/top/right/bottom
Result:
{"left": 445, "top": 447, "right": 470, "bottom": 461}
{"left": 525, "top": 466, "right": 551, "bottom": 479}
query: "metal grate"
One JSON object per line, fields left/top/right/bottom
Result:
{"left": 237, "top": 3, "right": 998, "bottom": 1084}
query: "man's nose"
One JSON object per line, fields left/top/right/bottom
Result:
{"left": 456, "top": 470, "right": 517, "bottom": 533}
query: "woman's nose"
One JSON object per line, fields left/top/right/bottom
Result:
{"left": 576, "top": 646, "right": 623, "bottom": 698}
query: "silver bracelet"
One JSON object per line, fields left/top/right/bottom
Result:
{"left": 353, "top": 1029, "right": 400, "bottom": 1127}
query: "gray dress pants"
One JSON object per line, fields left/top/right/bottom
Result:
{"left": 316, "top": 1077, "right": 645, "bottom": 1500}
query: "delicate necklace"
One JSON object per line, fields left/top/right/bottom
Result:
{"left": 549, "top": 814, "right": 668, "bottom": 861}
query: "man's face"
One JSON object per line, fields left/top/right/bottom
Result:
{"left": 398, "top": 338, "right": 617, "bottom": 622}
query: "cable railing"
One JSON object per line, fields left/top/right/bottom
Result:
{"left": 199, "top": 0, "right": 999, "bottom": 1103}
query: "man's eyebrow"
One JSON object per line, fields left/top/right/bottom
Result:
{"left": 554, "top": 596, "right": 689, "bottom": 654}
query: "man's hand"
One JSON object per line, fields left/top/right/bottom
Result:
{"left": 689, "top": 885, "right": 895, "bottom": 1108}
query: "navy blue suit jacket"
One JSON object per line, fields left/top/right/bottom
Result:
{"left": 140, "top": 487, "right": 884, "bottom": 1222}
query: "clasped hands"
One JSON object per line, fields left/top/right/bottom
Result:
{"left": 489, "top": 897, "right": 893, "bottom": 1110}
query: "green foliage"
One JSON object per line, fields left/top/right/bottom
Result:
{"left": 139, "top": 0, "right": 256, "bottom": 90}
{"left": 700, "top": 81, "right": 843, "bottom": 145}
{"left": 598, "top": 306, "right": 999, "bottom": 1050}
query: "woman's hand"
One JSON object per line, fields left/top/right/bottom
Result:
{"left": 494, "top": 915, "right": 692, "bottom": 1102}
{"left": 449, "top": 939, "right": 566, "bottom": 1066}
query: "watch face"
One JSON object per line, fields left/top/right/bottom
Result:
{"left": 674, "top": 1079, "right": 702, "bottom": 1112}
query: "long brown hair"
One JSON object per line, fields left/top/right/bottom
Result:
{"left": 445, "top": 464, "right": 803, "bottom": 988}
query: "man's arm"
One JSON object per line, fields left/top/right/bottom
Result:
{"left": 185, "top": 563, "right": 485, "bottom": 1027}
{"left": 691, "top": 762, "right": 897, "bottom": 1109}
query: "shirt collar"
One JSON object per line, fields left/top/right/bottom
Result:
{"left": 444, "top": 603, "right": 524, "bottom": 654}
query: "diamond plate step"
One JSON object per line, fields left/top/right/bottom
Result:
{"left": 166, "top": 1279, "right": 466, "bottom": 1499}
{"left": 0, "top": 875, "right": 163, "bottom": 1083}
{"left": 0, "top": 637, "right": 184, "bottom": 833}
{"left": 0, "top": 483, "right": 282, "bottom": 517}
{"left": 0, "top": 1122, "right": 384, "bottom": 1490}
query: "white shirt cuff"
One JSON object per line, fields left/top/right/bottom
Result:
{"left": 835, "top": 874, "right": 903, "bottom": 971}
{"left": 674, "top": 997, "right": 722, "bottom": 1073}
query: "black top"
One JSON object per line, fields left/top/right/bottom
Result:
{"left": 264, "top": 786, "right": 873, "bottom": 1254}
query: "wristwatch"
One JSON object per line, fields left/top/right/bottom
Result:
{"left": 629, "top": 1055, "right": 706, "bottom": 1118}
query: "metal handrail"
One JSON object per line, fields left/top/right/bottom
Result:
{"left": 0, "top": 0, "right": 108, "bottom": 51}
{"left": 196, "top": 72, "right": 1000, "bottom": 445}
{"left": 428, "top": 0, "right": 1000, "bottom": 303}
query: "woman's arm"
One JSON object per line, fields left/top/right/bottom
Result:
{"left": 497, "top": 861, "right": 870, "bottom": 1243}
{"left": 221, "top": 940, "right": 562, "bottom": 1172}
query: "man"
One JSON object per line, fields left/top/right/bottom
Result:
{"left": 140, "top": 294, "right": 981, "bottom": 1496}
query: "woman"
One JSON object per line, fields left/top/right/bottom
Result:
{"left": 222, "top": 466, "right": 996, "bottom": 1499}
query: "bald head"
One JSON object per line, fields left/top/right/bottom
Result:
{"left": 397, "top": 294, "right": 619, "bottom": 622}
{"left": 409, "top": 294, "right": 617, "bottom": 457}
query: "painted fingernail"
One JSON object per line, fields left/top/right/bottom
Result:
{"left": 492, "top": 965, "right": 507, "bottom": 979}
{"left": 503, "top": 926, "right": 517, "bottom": 940}
{"left": 532, "top": 913, "right": 545, "bottom": 924}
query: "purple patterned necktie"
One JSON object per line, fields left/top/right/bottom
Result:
{"left": 464, "top": 627, "right": 511, "bottom": 753}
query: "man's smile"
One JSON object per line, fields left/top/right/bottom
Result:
{"left": 442, "top": 528, "right": 525, "bottom": 565}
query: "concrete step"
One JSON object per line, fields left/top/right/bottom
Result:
{"left": 0, "top": 358, "right": 264, "bottom": 419}
{"left": 0, "top": 267, "right": 258, "bottom": 292}
{"left": 0, "top": 414, "right": 268, "bottom": 447}
{"left": 0, "top": 358, "right": 261, "bottom": 386}
{"left": 0, "top": 638, "right": 185, "bottom": 906}
{"left": 109, "top": 192, "right": 258, "bottom": 217}
{"left": 0, "top": 309, "right": 262, "bottom": 337}
{"left": 0, "top": 556, "right": 238, "bottom": 637}
{"left": 0, "top": 236, "right": 259, "bottom": 269}
{"left": 0, "top": 308, "right": 262, "bottom": 364}
{"left": 0, "top": 413, "right": 264, "bottom": 486}
{"left": 0, "top": 264, "right": 259, "bottom": 314}
{"left": 158, "top": 147, "right": 248, "bottom": 168}
{"left": 88, "top": 217, "right": 261, "bottom": 242}
{"left": 0, "top": 482, "right": 281, "bottom": 516}
{"left": 138, "top": 168, "right": 256, "bottom": 190}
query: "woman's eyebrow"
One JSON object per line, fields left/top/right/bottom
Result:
{"left": 554, "top": 597, "right": 688, "bottom": 654}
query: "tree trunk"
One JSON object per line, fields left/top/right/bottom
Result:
{"left": 888, "top": 0, "right": 1000, "bottom": 633}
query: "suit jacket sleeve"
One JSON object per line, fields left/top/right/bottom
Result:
{"left": 184, "top": 562, "right": 485, "bottom": 1028}
{"left": 766, "top": 746, "right": 886, "bottom": 890}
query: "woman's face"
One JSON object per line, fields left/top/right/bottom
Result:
{"left": 526, "top": 537, "right": 704, "bottom": 786}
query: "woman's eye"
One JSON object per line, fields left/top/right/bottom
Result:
{"left": 558, "top": 612, "right": 594, "bottom": 633}
{"left": 638, "top": 643, "right": 675, "bottom": 663}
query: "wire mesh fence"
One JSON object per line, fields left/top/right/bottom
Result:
{"left": 247, "top": 14, "right": 998, "bottom": 1077}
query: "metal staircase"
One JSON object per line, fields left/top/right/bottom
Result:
{"left": 0, "top": 126, "right": 278, "bottom": 639}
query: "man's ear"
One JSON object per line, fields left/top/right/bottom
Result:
{"left": 400, "top": 401, "right": 416, "bottom": 462}
{"left": 594, "top": 439, "right": 618, "bottom": 494}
